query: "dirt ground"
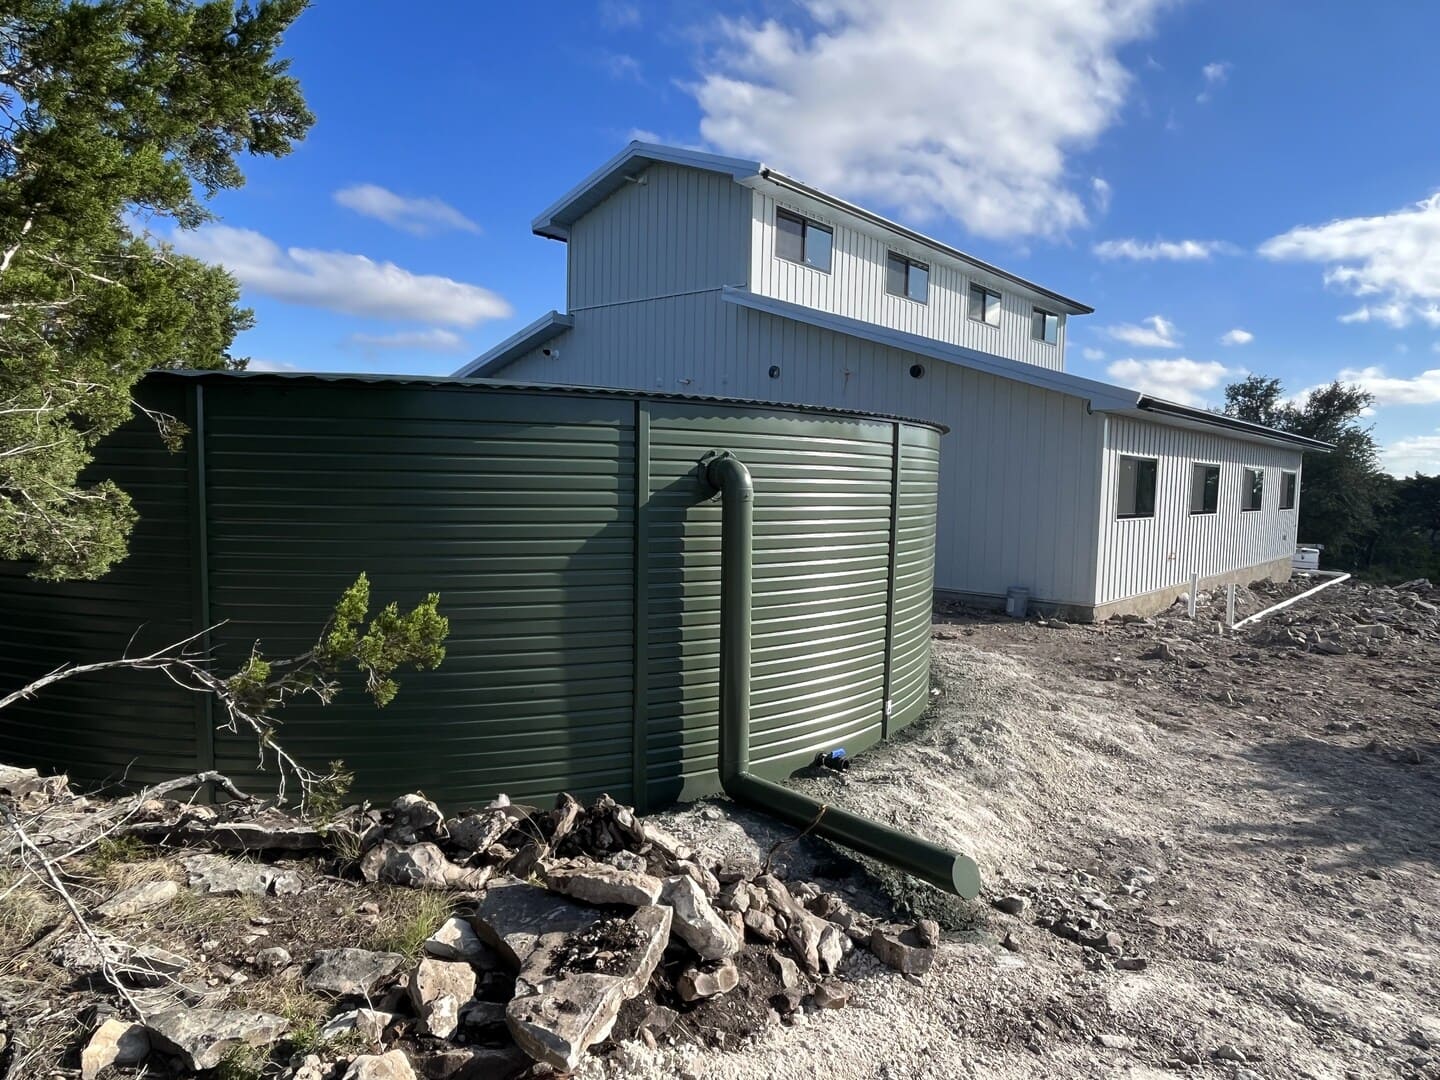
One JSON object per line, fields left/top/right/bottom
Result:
{"left": 589, "top": 579, "right": 1440, "bottom": 1080}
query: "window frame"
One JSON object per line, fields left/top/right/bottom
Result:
{"left": 1031, "top": 306, "right": 1060, "bottom": 345}
{"left": 1190, "top": 462, "right": 1221, "bottom": 516}
{"left": 774, "top": 207, "right": 833, "bottom": 273}
{"left": 885, "top": 250, "right": 930, "bottom": 304}
{"left": 968, "top": 283, "right": 1002, "bottom": 327}
{"left": 1241, "top": 467, "right": 1265, "bottom": 512}
{"left": 1116, "top": 454, "right": 1159, "bottom": 520}
{"left": 1279, "top": 470, "right": 1298, "bottom": 511}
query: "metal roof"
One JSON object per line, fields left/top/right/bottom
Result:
{"left": 453, "top": 310, "right": 572, "bottom": 378}
{"left": 720, "top": 289, "right": 1333, "bottom": 452}
{"left": 529, "top": 141, "right": 1093, "bottom": 315}
{"left": 147, "top": 368, "right": 950, "bottom": 433}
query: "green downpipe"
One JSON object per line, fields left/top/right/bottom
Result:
{"left": 703, "top": 451, "right": 983, "bottom": 899}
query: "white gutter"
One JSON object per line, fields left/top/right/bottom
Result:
{"left": 1231, "top": 571, "right": 1351, "bottom": 629}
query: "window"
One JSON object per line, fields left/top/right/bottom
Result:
{"left": 1032, "top": 307, "right": 1060, "bottom": 345}
{"left": 886, "top": 252, "right": 929, "bottom": 303}
{"left": 1242, "top": 468, "right": 1264, "bottom": 511}
{"left": 1190, "top": 463, "right": 1220, "bottom": 515}
{"left": 1280, "top": 470, "right": 1298, "bottom": 510}
{"left": 775, "top": 208, "right": 832, "bottom": 272}
{"left": 1117, "top": 455, "right": 1158, "bottom": 519}
{"left": 969, "top": 283, "right": 1002, "bottom": 326}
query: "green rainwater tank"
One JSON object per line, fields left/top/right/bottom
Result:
{"left": 0, "top": 372, "right": 941, "bottom": 811}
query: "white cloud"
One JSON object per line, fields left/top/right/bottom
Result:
{"left": 1106, "top": 358, "right": 1236, "bottom": 406}
{"left": 1219, "top": 328, "right": 1254, "bottom": 346}
{"left": 173, "top": 225, "right": 512, "bottom": 326}
{"left": 1333, "top": 365, "right": 1440, "bottom": 406}
{"left": 602, "top": 52, "right": 643, "bottom": 81}
{"left": 334, "top": 184, "right": 480, "bottom": 235}
{"left": 599, "top": 0, "right": 640, "bottom": 28}
{"left": 1102, "top": 314, "right": 1181, "bottom": 349}
{"left": 245, "top": 359, "right": 302, "bottom": 372}
{"left": 690, "top": 0, "right": 1168, "bottom": 239}
{"left": 1091, "top": 177, "right": 1112, "bottom": 216}
{"left": 1259, "top": 193, "right": 1440, "bottom": 329}
{"left": 1197, "top": 60, "right": 1230, "bottom": 102}
{"left": 1082, "top": 346, "right": 1106, "bottom": 361}
{"left": 1093, "top": 238, "right": 1236, "bottom": 261}
{"left": 1383, "top": 431, "right": 1440, "bottom": 476}
{"left": 346, "top": 329, "right": 468, "bottom": 353}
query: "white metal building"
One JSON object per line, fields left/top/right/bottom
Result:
{"left": 457, "top": 143, "right": 1330, "bottom": 620}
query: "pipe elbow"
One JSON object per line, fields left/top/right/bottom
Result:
{"left": 705, "top": 453, "right": 753, "bottom": 502}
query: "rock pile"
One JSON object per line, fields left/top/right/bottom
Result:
{"left": 1245, "top": 578, "right": 1437, "bottom": 656}
{"left": 48, "top": 785, "right": 942, "bottom": 1079}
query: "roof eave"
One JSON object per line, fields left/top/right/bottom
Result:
{"left": 452, "top": 311, "right": 573, "bottom": 379}
{"left": 1131, "top": 397, "right": 1335, "bottom": 452}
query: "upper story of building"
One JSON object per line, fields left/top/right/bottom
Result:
{"left": 522, "top": 142, "right": 1092, "bottom": 373}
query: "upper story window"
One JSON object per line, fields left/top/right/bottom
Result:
{"left": 1032, "top": 307, "right": 1060, "bottom": 345}
{"left": 1117, "top": 455, "right": 1158, "bottom": 519}
{"left": 775, "top": 208, "right": 832, "bottom": 273}
{"left": 1280, "top": 470, "right": 1298, "bottom": 510}
{"left": 886, "top": 252, "right": 929, "bottom": 303}
{"left": 1242, "top": 468, "right": 1264, "bottom": 511}
{"left": 1190, "top": 463, "right": 1220, "bottom": 515}
{"left": 969, "top": 283, "right": 1002, "bottom": 327}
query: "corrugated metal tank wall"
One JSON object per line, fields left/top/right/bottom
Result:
{"left": 0, "top": 374, "right": 940, "bottom": 811}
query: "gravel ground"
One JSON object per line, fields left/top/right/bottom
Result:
{"left": 582, "top": 583, "right": 1440, "bottom": 1080}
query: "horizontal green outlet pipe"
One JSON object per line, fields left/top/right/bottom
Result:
{"left": 703, "top": 451, "right": 982, "bottom": 899}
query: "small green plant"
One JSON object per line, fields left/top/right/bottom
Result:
{"left": 86, "top": 834, "right": 149, "bottom": 873}
{"left": 215, "top": 1044, "right": 270, "bottom": 1080}
{"left": 367, "top": 889, "right": 452, "bottom": 958}
{"left": 305, "top": 760, "right": 355, "bottom": 824}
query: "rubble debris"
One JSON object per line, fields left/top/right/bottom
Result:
{"left": 80, "top": 1018, "right": 149, "bottom": 1080}
{"left": 409, "top": 958, "right": 477, "bottom": 1039}
{"left": 145, "top": 1006, "right": 288, "bottom": 1071}
{"left": 676, "top": 957, "right": 741, "bottom": 1001}
{"left": 662, "top": 874, "right": 742, "bottom": 960}
{"left": 423, "top": 916, "right": 491, "bottom": 962}
{"left": 360, "top": 841, "right": 491, "bottom": 890}
{"left": 811, "top": 979, "right": 850, "bottom": 1009}
{"left": 545, "top": 860, "right": 664, "bottom": 906}
{"left": 342, "top": 1050, "right": 418, "bottom": 1080}
{"left": 303, "top": 948, "right": 406, "bottom": 998}
{"left": 868, "top": 923, "right": 937, "bottom": 975}
{"left": 471, "top": 877, "right": 600, "bottom": 969}
{"left": 184, "top": 853, "right": 302, "bottom": 897}
{"left": 53, "top": 934, "right": 189, "bottom": 987}
{"left": 254, "top": 946, "right": 292, "bottom": 972}
{"left": 93, "top": 879, "right": 179, "bottom": 921}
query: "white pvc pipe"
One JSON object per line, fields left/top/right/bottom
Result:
{"left": 1231, "top": 570, "right": 1351, "bottom": 630}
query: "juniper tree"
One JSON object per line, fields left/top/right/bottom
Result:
{"left": 0, "top": 0, "right": 313, "bottom": 580}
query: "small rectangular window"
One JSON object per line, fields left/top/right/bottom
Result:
{"left": 1117, "top": 455, "right": 1158, "bottom": 519}
{"left": 775, "top": 208, "right": 833, "bottom": 272}
{"left": 1190, "top": 463, "right": 1220, "bottom": 514}
{"left": 1280, "top": 470, "right": 1298, "bottom": 510}
{"left": 886, "top": 251, "right": 929, "bottom": 303}
{"left": 1032, "top": 308, "right": 1059, "bottom": 345}
{"left": 1242, "top": 468, "right": 1264, "bottom": 511}
{"left": 969, "top": 283, "right": 1001, "bottom": 326}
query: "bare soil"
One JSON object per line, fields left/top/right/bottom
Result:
{"left": 590, "top": 579, "right": 1440, "bottom": 1079}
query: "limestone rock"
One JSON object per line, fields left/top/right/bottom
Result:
{"left": 388, "top": 794, "right": 445, "bottom": 845}
{"left": 444, "top": 809, "right": 510, "bottom": 854}
{"left": 992, "top": 895, "right": 1028, "bottom": 916}
{"left": 146, "top": 1006, "right": 287, "bottom": 1071}
{"left": 414, "top": 1046, "right": 529, "bottom": 1080}
{"left": 471, "top": 877, "right": 600, "bottom": 969}
{"left": 303, "top": 948, "right": 405, "bottom": 998}
{"left": 360, "top": 841, "right": 490, "bottom": 890}
{"left": 661, "top": 875, "right": 740, "bottom": 960}
{"left": 54, "top": 934, "right": 189, "bottom": 987}
{"left": 742, "top": 908, "right": 781, "bottom": 944}
{"left": 94, "top": 879, "right": 179, "bottom": 922}
{"left": 409, "top": 958, "right": 477, "bottom": 1039}
{"left": 869, "top": 924, "right": 937, "bottom": 975}
{"left": 811, "top": 979, "right": 850, "bottom": 1009}
{"left": 343, "top": 1050, "right": 417, "bottom": 1080}
{"left": 675, "top": 958, "right": 739, "bottom": 1002}
{"left": 184, "top": 853, "right": 302, "bottom": 897}
{"left": 545, "top": 862, "right": 664, "bottom": 907}
{"left": 321, "top": 1008, "right": 395, "bottom": 1042}
{"left": 769, "top": 953, "right": 802, "bottom": 989}
{"left": 81, "top": 1018, "right": 149, "bottom": 1080}
{"left": 423, "top": 916, "right": 492, "bottom": 963}
{"left": 254, "top": 946, "right": 292, "bottom": 972}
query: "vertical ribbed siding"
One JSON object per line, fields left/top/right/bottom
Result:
{"left": 887, "top": 425, "right": 939, "bottom": 730}
{"left": 568, "top": 162, "right": 750, "bottom": 311}
{"left": 0, "top": 385, "right": 197, "bottom": 787}
{"left": 749, "top": 190, "right": 1066, "bottom": 371}
{"left": 200, "top": 384, "right": 639, "bottom": 806}
{"left": 1095, "top": 416, "right": 1304, "bottom": 605}
{"left": 642, "top": 408, "right": 899, "bottom": 803}
{"left": 503, "top": 294, "right": 1104, "bottom": 607}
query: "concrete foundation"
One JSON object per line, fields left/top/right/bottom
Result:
{"left": 936, "top": 554, "right": 1296, "bottom": 624}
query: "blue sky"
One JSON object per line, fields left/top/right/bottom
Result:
{"left": 176, "top": 0, "right": 1440, "bottom": 475}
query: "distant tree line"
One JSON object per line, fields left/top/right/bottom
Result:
{"left": 1224, "top": 375, "right": 1439, "bottom": 581}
